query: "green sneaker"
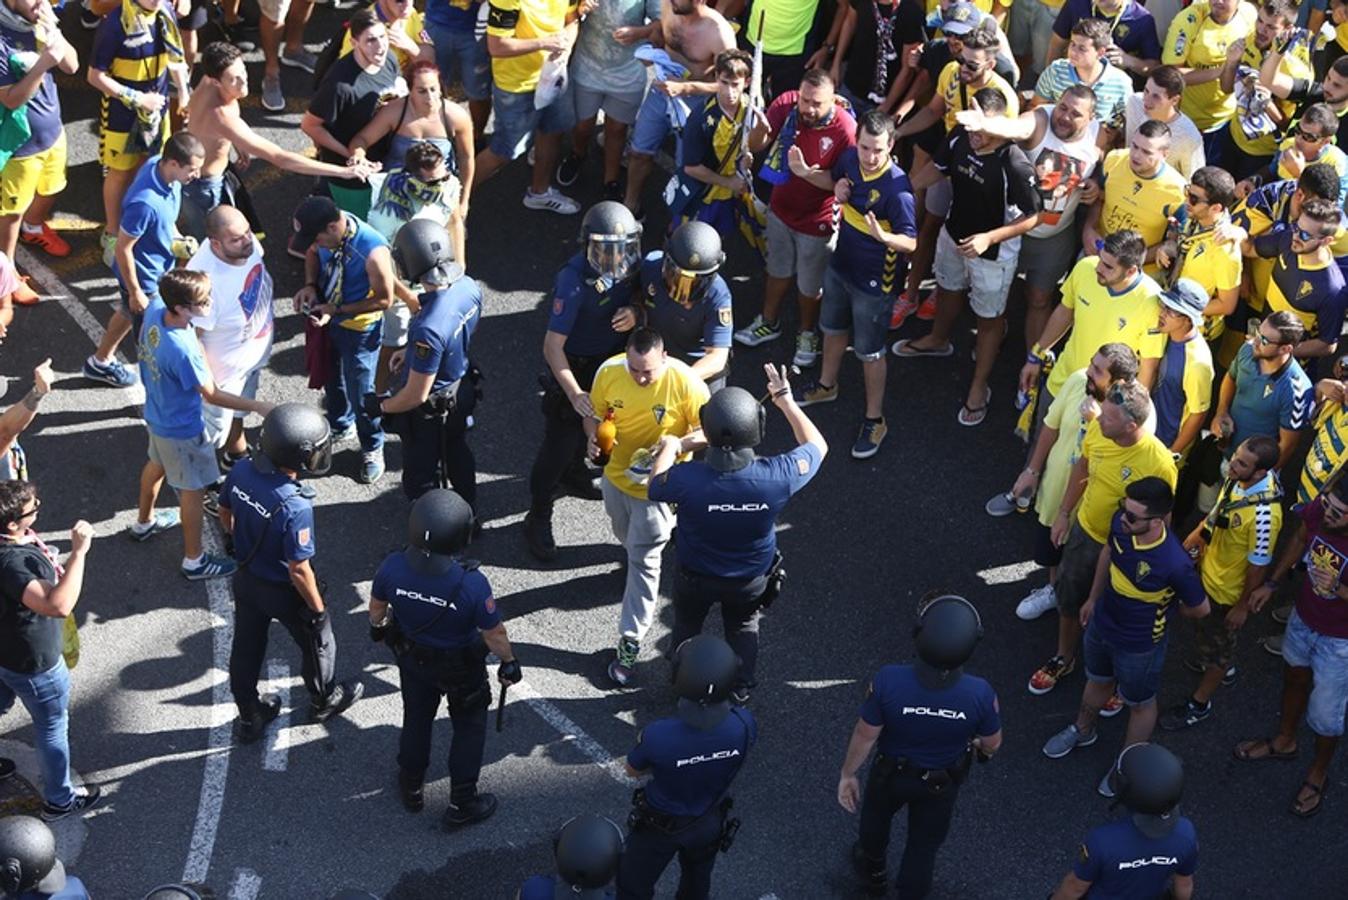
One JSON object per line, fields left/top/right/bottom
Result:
{"left": 607, "top": 637, "right": 640, "bottom": 686}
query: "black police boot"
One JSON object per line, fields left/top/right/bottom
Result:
{"left": 851, "top": 843, "right": 888, "bottom": 897}
{"left": 311, "top": 680, "right": 364, "bottom": 723}
{"left": 523, "top": 508, "right": 558, "bottom": 561}
{"left": 0, "top": 757, "right": 15, "bottom": 780}
{"left": 398, "top": 769, "right": 424, "bottom": 813}
{"left": 238, "top": 694, "right": 282, "bottom": 744}
{"left": 442, "top": 783, "right": 498, "bottom": 829}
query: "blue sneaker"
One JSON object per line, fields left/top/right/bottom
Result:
{"left": 359, "top": 450, "right": 385, "bottom": 484}
{"left": 83, "top": 356, "right": 137, "bottom": 387}
{"left": 129, "top": 509, "right": 180, "bottom": 542}
{"left": 182, "top": 553, "right": 237, "bottom": 581}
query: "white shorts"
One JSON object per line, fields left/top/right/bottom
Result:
{"left": 933, "top": 228, "right": 1020, "bottom": 319}
{"left": 202, "top": 364, "right": 263, "bottom": 448}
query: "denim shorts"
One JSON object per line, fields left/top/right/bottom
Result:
{"left": 1281, "top": 608, "right": 1348, "bottom": 737}
{"left": 820, "top": 267, "right": 891, "bottom": 361}
{"left": 489, "top": 82, "right": 577, "bottom": 160}
{"left": 428, "top": 23, "right": 492, "bottom": 102}
{"left": 630, "top": 88, "right": 674, "bottom": 155}
{"left": 148, "top": 430, "right": 220, "bottom": 491}
{"left": 1083, "top": 622, "right": 1167, "bottom": 706}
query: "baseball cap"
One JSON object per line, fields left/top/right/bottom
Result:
{"left": 942, "top": 1, "right": 980, "bottom": 35}
{"left": 1159, "top": 278, "right": 1207, "bottom": 326}
{"left": 291, "top": 195, "right": 342, "bottom": 252}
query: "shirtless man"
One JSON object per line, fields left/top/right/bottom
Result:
{"left": 181, "top": 42, "right": 377, "bottom": 240}
{"left": 620, "top": 0, "right": 735, "bottom": 214}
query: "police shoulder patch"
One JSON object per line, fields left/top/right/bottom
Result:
{"left": 297, "top": 527, "right": 311, "bottom": 546}
{"left": 552, "top": 296, "right": 565, "bottom": 316}
{"left": 1078, "top": 843, "right": 1090, "bottom": 864}
{"left": 484, "top": 595, "right": 496, "bottom": 614}
{"left": 414, "top": 340, "right": 433, "bottom": 360}
{"left": 718, "top": 306, "right": 732, "bottom": 327}
{"left": 797, "top": 457, "right": 810, "bottom": 475}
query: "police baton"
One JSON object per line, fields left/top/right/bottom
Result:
{"left": 496, "top": 682, "right": 509, "bottom": 732}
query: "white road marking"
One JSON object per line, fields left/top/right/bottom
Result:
{"left": 785, "top": 679, "right": 856, "bottom": 690}
{"left": 29, "top": 248, "right": 239, "bottom": 887}
{"left": 228, "top": 867, "right": 262, "bottom": 900}
{"left": 975, "top": 560, "right": 1042, "bottom": 585}
{"left": 263, "top": 660, "right": 292, "bottom": 772}
{"left": 511, "top": 680, "right": 637, "bottom": 788}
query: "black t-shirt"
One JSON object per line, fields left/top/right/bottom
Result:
{"left": 844, "top": 0, "right": 926, "bottom": 102}
{"left": 935, "top": 128, "right": 1041, "bottom": 260}
{"left": 307, "top": 52, "right": 401, "bottom": 169}
{"left": 0, "top": 543, "right": 62, "bottom": 674}
{"left": 921, "top": 38, "right": 1017, "bottom": 89}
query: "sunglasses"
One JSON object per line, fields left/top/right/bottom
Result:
{"left": 1297, "top": 128, "right": 1328, "bottom": 142}
{"left": 1117, "top": 498, "right": 1160, "bottom": 525}
{"left": 1293, "top": 224, "right": 1332, "bottom": 242}
{"left": 1186, "top": 191, "right": 1208, "bottom": 206}
{"left": 959, "top": 58, "right": 985, "bottom": 70}
{"left": 18, "top": 498, "right": 40, "bottom": 519}
{"left": 1254, "top": 331, "right": 1287, "bottom": 347}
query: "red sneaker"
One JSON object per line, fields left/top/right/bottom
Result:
{"left": 889, "top": 292, "right": 918, "bottom": 329}
{"left": 19, "top": 223, "right": 70, "bottom": 258}
{"left": 916, "top": 291, "right": 938, "bottom": 321}
{"left": 11, "top": 276, "right": 40, "bottom": 306}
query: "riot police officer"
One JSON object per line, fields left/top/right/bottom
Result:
{"left": 518, "top": 814, "right": 624, "bottom": 899}
{"left": 0, "top": 814, "right": 87, "bottom": 898}
{"left": 524, "top": 201, "right": 643, "bottom": 562}
{"left": 639, "top": 221, "right": 733, "bottom": 391}
{"left": 368, "top": 488, "right": 522, "bottom": 829}
{"left": 837, "top": 595, "right": 1002, "bottom": 898}
{"left": 219, "top": 404, "right": 362, "bottom": 741}
{"left": 647, "top": 364, "right": 826, "bottom": 703}
{"left": 372, "top": 220, "right": 483, "bottom": 508}
{"left": 1050, "top": 743, "right": 1198, "bottom": 900}
{"left": 616, "top": 635, "right": 757, "bottom": 900}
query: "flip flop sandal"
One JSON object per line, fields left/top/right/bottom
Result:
{"left": 892, "top": 338, "right": 954, "bottom": 358}
{"left": 1291, "top": 780, "right": 1327, "bottom": 818}
{"left": 1233, "top": 737, "right": 1298, "bottom": 762}
{"left": 958, "top": 387, "right": 992, "bottom": 427}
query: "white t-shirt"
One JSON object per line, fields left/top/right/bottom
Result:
{"left": 1124, "top": 93, "right": 1207, "bottom": 179}
{"left": 188, "top": 242, "right": 274, "bottom": 386}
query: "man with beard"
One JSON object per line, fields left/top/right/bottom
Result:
{"left": 1153, "top": 166, "right": 1242, "bottom": 343}
{"left": 735, "top": 70, "right": 857, "bottom": 368}
{"left": 188, "top": 206, "right": 275, "bottom": 472}
{"left": 1211, "top": 311, "right": 1315, "bottom": 470}
{"left": 1264, "top": 51, "right": 1348, "bottom": 150}
{"left": 1234, "top": 477, "right": 1348, "bottom": 818}
{"left": 1246, "top": 198, "right": 1348, "bottom": 360}
{"left": 184, "top": 42, "right": 378, "bottom": 241}
{"left": 1160, "top": 0, "right": 1258, "bottom": 152}
{"left": 1215, "top": 0, "right": 1310, "bottom": 181}
{"left": 956, "top": 84, "right": 1103, "bottom": 354}
{"left": 619, "top": 0, "right": 735, "bottom": 217}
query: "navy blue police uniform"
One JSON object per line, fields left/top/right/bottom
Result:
{"left": 528, "top": 252, "right": 636, "bottom": 512}
{"left": 372, "top": 549, "right": 499, "bottom": 788}
{"left": 1071, "top": 816, "right": 1199, "bottom": 899}
{"left": 647, "top": 443, "right": 822, "bottom": 693}
{"left": 857, "top": 664, "right": 1001, "bottom": 898}
{"left": 518, "top": 876, "right": 613, "bottom": 899}
{"left": 638, "top": 253, "right": 733, "bottom": 391}
{"left": 615, "top": 707, "right": 758, "bottom": 900}
{"left": 220, "top": 458, "right": 339, "bottom": 715}
{"left": 393, "top": 277, "right": 483, "bottom": 505}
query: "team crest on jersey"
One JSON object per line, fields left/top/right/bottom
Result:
{"left": 1132, "top": 182, "right": 1143, "bottom": 195}
{"left": 1264, "top": 384, "right": 1275, "bottom": 399}
{"left": 652, "top": 404, "right": 667, "bottom": 424}
{"left": 718, "top": 307, "right": 732, "bottom": 326}
{"left": 1121, "top": 466, "right": 1133, "bottom": 480}
{"left": 1194, "top": 243, "right": 1206, "bottom": 258}
{"left": 1232, "top": 513, "right": 1242, "bottom": 528}
{"left": 145, "top": 326, "right": 161, "bottom": 349}
{"left": 1298, "top": 281, "right": 1314, "bottom": 299}
{"left": 868, "top": 189, "right": 881, "bottom": 208}
{"left": 1117, "top": 24, "right": 1130, "bottom": 39}
{"left": 1118, "top": 317, "right": 1127, "bottom": 331}
{"left": 820, "top": 137, "right": 834, "bottom": 154}
{"left": 1136, "top": 561, "right": 1151, "bottom": 581}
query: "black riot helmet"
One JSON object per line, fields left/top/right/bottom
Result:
{"left": 0, "top": 815, "right": 63, "bottom": 897}
{"left": 700, "top": 387, "right": 765, "bottom": 473}
{"left": 912, "top": 595, "right": 983, "bottom": 673}
{"left": 143, "top": 887, "right": 212, "bottom": 900}
{"left": 1109, "top": 743, "right": 1185, "bottom": 838}
{"left": 553, "top": 814, "right": 624, "bottom": 898}
{"left": 662, "top": 221, "right": 724, "bottom": 307}
{"left": 671, "top": 635, "right": 739, "bottom": 730}
{"left": 404, "top": 488, "right": 474, "bottom": 575}
{"left": 392, "top": 218, "right": 464, "bottom": 286}
{"left": 255, "top": 403, "right": 333, "bottom": 476}
{"left": 581, "top": 201, "right": 642, "bottom": 290}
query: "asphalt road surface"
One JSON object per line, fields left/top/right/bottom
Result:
{"left": 1, "top": 8, "right": 1344, "bottom": 898}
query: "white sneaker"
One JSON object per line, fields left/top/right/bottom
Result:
{"left": 1016, "top": 584, "right": 1056, "bottom": 621}
{"left": 792, "top": 331, "right": 820, "bottom": 367}
{"left": 523, "top": 188, "right": 580, "bottom": 215}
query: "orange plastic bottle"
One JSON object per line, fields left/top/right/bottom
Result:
{"left": 595, "top": 409, "right": 617, "bottom": 465}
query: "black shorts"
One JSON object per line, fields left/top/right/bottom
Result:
{"left": 1033, "top": 521, "right": 1063, "bottom": 568}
